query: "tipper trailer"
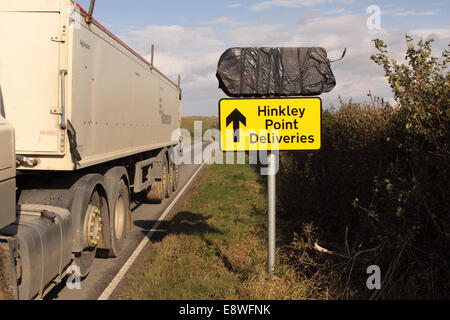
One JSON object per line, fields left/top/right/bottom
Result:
{"left": 0, "top": 0, "right": 183, "bottom": 300}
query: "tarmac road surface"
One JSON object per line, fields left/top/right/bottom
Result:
{"left": 45, "top": 141, "right": 211, "bottom": 300}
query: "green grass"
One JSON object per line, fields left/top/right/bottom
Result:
{"left": 117, "top": 162, "right": 326, "bottom": 300}
{"left": 181, "top": 116, "right": 218, "bottom": 138}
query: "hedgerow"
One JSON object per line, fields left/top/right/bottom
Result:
{"left": 278, "top": 36, "right": 449, "bottom": 299}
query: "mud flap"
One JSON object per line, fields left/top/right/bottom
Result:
{"left": 0, "top": 239, "right": 18, "bottom": 300}
{"left": 67, "top": 120, "right": 82, "bottom": 166}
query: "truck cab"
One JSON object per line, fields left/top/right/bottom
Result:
{"left": 0, "top": 94, "right": 17, "bottom": 300}
{"left": 0, "top": 93, "right": 15, "bottom": 230}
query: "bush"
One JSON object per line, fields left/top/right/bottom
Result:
{"left": 278, "top": 36, "right": 449, "bottom": 299}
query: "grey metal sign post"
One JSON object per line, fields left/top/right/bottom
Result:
{"left": 267, "top": 152, "right": 276, "bottom": 274}
{"left": 219, "top": 98, "right": 322, "bottom": 275}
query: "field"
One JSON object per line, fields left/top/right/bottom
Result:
{"left": 181, "top": 116, "right": 218, "bottom": 138}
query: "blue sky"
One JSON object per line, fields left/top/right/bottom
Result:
{"left": 76, "top": 0, "right": 450, "bottom": 116}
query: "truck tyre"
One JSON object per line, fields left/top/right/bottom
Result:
{"left": 166, "top": 155, "right": 173, "bottom": 198}
{"left": 146, "top": 181, "right": 163, "bottom": 203}
{"left": 99, "top": 167, "right": 130, "bottom": 258}
{"left": 75, "top": 189, "right": 106, "bottom": 277}
{"left": 173, "top": 161, "right": 179, "bottom": 192}
{"left": 107, "top": 179, "right": 129, "bottom": 257}
{"left": 168, "top": 147, "right": 178, "bottom": 193}
{"left": 162, "top": 157, "right": 170, "bottom": 198}
{"left": 146, "top": 157, "right": 168, "bottom": 203}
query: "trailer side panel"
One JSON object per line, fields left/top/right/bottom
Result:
{"left": 0, "top": 1, "right": 182, "bottom": 171}
{"left": 70, "top": 18, "right": 181, "bottom": 169}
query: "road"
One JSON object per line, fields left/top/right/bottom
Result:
{"left": 45, "top": 141, "right": 211, "bottom": 300}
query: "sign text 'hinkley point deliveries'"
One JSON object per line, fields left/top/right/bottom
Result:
{"left": 219, "top": 98, "right": 322, "bottom": 152}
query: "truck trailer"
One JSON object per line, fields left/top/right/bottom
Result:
{"left": 0, "top": 0, "right": 183, "bottom": 300}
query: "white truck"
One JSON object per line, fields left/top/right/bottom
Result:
{"left": 0, "top": 0, "right": 182, "bottom": 300}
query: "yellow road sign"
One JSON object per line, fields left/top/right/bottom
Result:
{"left": 219, "top": 98, "right": 322, "bottom": 151}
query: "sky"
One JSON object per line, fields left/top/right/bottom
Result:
{"left": 76, "top": 0, "right": 450, "bottom": 116}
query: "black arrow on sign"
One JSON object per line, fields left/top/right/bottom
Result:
{"left": 226, "top": 109, "right": 246, "bottom": 143}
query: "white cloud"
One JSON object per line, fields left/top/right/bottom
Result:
{"left": 119, "top": 12, "right": 450, "bottom": 116}
{"left": 294, "top": 9, "right": 321, "bottom": 24}
{"left": 228, "top": 4, "right": 242, "bottom": 8}
{"left": 324, "top": 8, "right": 347, "bottom": 15}
{"left": 200, "top": 17, "right": 240, "bottom": 26}
{"left": 392, "top": 9, "right": 438, "bottom": 17}
{"left": 251, "top": 0, "right": 330, "bottom": 11}
{"left": 250, "top": 0, "right": 355, "bottom": 11}
{"left": 409, "top": 27, "right": 450, "bottom": 40}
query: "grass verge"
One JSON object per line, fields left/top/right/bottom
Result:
{"left": 116, "top": 162, "right": 326, "bottom": 300}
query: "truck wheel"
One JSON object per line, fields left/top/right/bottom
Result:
{"left": 146, "top": 180, "right": 163, "bottom": 203}
{"left": 166, "top": 156, "right": 173, "bottom": 198}
{"left": 172, "top": 162, "right": 179, "bottom": 192}
{"left": 75, "top": 190, "right": 104, "bottom": 277}
{"left": 108, "top": 179, "right": 129, "bottom": 257}
{"left": 146, "top": 158, "right": 168, "bottom": 203}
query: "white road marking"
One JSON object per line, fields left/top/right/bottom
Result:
{"left": 98, "top": 153, "right": 211, "bottom": 300}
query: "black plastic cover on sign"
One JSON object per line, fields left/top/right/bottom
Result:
{"left": 216, "top": 47, "right": 337, "bottom": 97}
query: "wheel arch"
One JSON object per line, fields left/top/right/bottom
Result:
{"left": 69, "top": 174, "right": 109, "bottom": 253}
